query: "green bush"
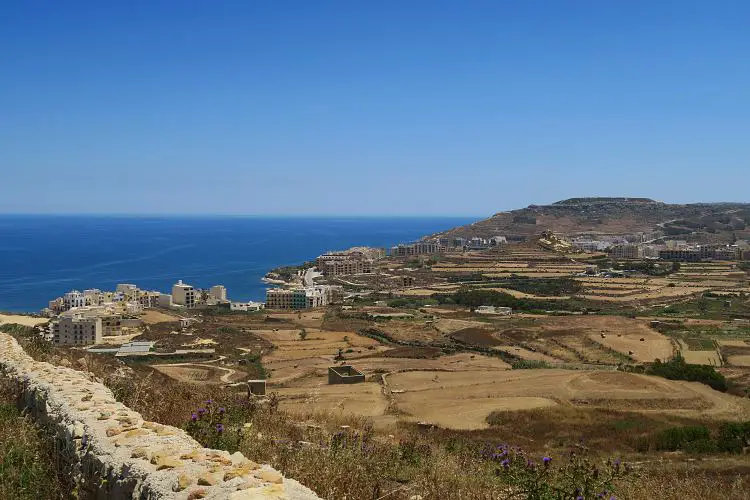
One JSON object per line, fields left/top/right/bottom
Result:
{"left": 716, "top": 422, "right": 750, "bottom": 453}
{"left": 511, "top": 359, "right": 551, "bottom": 369}
{"left": 436, "top": 288, "right": 587, "bottom": 313}
{"left": 653, "top": 425, "right": 711, "bottom": 451}
{"left": 496, "top": 277, "right": 583, "bottom": 297}
{"left": 646, "top": 355, "right": 727, "bottom": 392}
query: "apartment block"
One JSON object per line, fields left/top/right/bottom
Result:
{"left": 265, "top": 286, "right": 334, "bottom": 310}
{"left": 389, "top": 240, "right": 445, "bottom": 257}
{"left": 63, "top": 291, "right": 86, "bottom": 310}
{"left": 209, "top": 285, "right": 228, "bottom": 302}
{"left": 172, "top": 280, "right": 196, "bottom": 308}
{"left": 52, "top": 313, "right": 102, "bottom": 346}
{"left": 609, "top": 244, "right": 641, "bottom": 259}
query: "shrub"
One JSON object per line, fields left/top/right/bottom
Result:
{"left": 646, "top": 355, "right": 727, "bottom": 392}
{"left": 716, "top": 422, "right": 750, "bottom": 453}
{"left": 511, "top": 359, "right": 551, "bottom": 370}
{"left": 497, "top": 277, "right": 583, "bottom": 297}
{"left": 652, "top": 425, "right": 711, "bottom": 451}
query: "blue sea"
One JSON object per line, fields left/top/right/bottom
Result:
{"left": 0, "top": 215, "right": 477, "bottom": 313}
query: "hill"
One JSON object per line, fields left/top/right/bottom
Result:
{"left": 435, "top": 197, "right": 750, "bottom": 243}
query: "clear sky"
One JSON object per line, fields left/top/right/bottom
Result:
{"left": 1, "top": 1, "right": 748, "bottom": 216}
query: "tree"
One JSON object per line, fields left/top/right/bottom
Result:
{"left": 299, "top": 329, "right": 308, "bottom": 341}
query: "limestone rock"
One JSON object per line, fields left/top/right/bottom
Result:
{"left": 124, "top": 428, "right": 149, "bottom": 438}
{"left": 224, "top": 462, "right": 261, "bottom": 481}
{"left": 187, "top": 488, "right": 207, "bottom": 500}
{"left": 258, "top": 469, "right": 283, "bottom": 484}
{"left": 174, "top": 473, "right": 192, "bottom": 491}
{"left": 197, "top": 472, "right": 220, "bottom": 486}
{"left": 230, "top": 484, "right": 285, "bottom": 499}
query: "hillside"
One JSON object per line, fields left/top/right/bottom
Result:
{"left": 435, "top": 197, "right": 750, "bottom": 243}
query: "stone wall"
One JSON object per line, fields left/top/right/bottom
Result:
{"left": 0, "top": 333, "right": 319, "bottom": 500}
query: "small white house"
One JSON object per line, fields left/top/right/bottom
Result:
{"left": 475, "top": 305, "right": 512, "bottom": 316}
{"left": 230, "top": 301, "right": 264, "bottom": 312}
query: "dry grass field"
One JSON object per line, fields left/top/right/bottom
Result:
{"left": 440, "top": 314, "right": 675, "bottom": 364}
{"left": 140, "top": 309, "right": 181, "bottom": 324}
{"left": 0, "top": 313, "right": 47, "bottom": 327}
{"left": 387, "top": 369, "right": 750, "bottom": 430}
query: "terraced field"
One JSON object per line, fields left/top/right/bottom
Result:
{"left": 387, "top": 369, "right": 750, "bottom": 430}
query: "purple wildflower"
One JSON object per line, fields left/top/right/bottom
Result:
{"left": 206, "top": 399, "right": 213, "bottom": 405}
{"left": 198, "top": 408, "right": 206, "bottom": 415}
{"left": 501, "top": 459, "right": 510, "bottom": 470}
{"left": 219, "top": 407, "right": 225, "bottom": 414}
{"left": 543, "top": 456, "right": 552, "bottom": 467}
{"left": 191, "top": 413, "right": 198, "bottom": 422}
{"left": 216, "top": 423, "right": 224, "bottom": 433}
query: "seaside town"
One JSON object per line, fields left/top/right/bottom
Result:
{"left": 4, "top": 198, "right": 750, "bottom": 499}
{"left": 36, "top": 222, "right": 750, "bottom": 351}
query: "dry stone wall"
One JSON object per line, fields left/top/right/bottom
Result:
{"left": 0, "top": 333, "right": 319, "bottom": 500}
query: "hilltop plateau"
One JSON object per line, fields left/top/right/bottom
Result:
{"left": 435, "top": 198, "right": 750, "bottom": 242}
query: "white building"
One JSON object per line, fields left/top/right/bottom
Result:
{"left": 475, "top": 305, "right": 512, "bottom": 315}
{"left": 63, "top": 290, "right": 86, "bottom": 310}
{"left": 172, "top": 280, "right": 196, "bottom": 308}
{"left": 230, "top": 301, "right": 264, "bottom": 312}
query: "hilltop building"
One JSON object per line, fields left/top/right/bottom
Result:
{"left": 390, "top": 241, "right": 445, "bottom": 257}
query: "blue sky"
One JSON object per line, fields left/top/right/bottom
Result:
{"left": 1, "top": 1, "right": 748, "bottom": 215}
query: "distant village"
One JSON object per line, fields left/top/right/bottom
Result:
{"left": 41, "top": 231, "right": 750, "bottom": 349}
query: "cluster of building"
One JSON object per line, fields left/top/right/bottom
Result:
{"left": 389, "top": 236, "right": 507, "bottom": 257}
{"left": 46, "top": 280, "right": 233, "bottom": 346}
{"left": 46, "top": 281, "right": 231, "bottom": 318}
{"left": 606, "top": 241, "right": 749, "bottom": 262}
{"left": 570, "top": 235, "right": 750, "bottom": 262}
{"left": 46, "top": 284, "right": 167, "bottom": 316}
{"left": 657, "top": 243, "right": 748, "bottom": 262}
{"left": 316, "top": 247, "right": 384, "bottom": 276}
{"left": 265, "top": 285, "right": 341, "bottom": 310}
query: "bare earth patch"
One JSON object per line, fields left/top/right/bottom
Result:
{"left": 0, "top": 314, "right": 47, "bottom": 327}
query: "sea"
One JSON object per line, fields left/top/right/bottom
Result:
{"left": 0, "top": 215, "right": 477, "bottom": 313}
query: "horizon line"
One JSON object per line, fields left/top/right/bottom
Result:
{"left": 0, "top": 212, "right": 486, "bottom": 218}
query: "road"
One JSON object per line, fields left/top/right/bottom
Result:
{"left": 303, "top": 267, "right": 321, "bottom": 287}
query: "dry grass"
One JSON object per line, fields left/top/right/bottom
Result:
{"left": 0, "top": 382, "right": 63, "bottom": 500}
